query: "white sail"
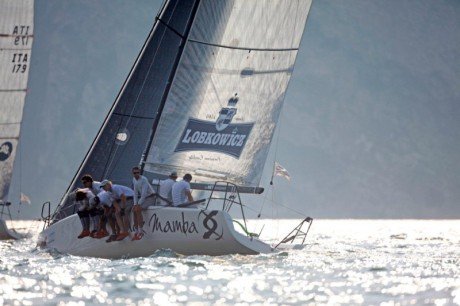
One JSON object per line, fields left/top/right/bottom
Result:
{"left": 0, "top": 0, "right": 34, "bottom": 203}
{"left": 144, "top": 0, "right": 312, "bottom": 187}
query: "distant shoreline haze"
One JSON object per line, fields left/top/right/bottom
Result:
{"left": 8, "top": 0, "right": 460, "bottom": 219}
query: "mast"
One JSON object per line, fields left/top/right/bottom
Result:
{"left": 140, "top": 0, "right": 201, "bottom": 173}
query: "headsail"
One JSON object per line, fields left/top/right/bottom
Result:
{"left": 144, "top": 0, "right": 312, "bottom": 187}
{"left": 0, "top": 0, "right": 34, "bottom": 203}
{"left": 52, "top": 0, "right": 201, "bottom": 221}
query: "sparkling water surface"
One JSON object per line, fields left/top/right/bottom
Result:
{"left": 1, "top": 220, "right": 459, "bottom": 305}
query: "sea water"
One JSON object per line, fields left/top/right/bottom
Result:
{"left": 1, "top": 220, "right": 459, "bottom": 305}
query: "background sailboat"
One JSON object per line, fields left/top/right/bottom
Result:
{"left": 0, "top": 0, "right": 34, "bottom": 240}
{"left": 39, "top": 0, "right": 313, "bottom": 257}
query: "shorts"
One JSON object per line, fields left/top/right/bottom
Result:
{"left": 115, "top": 197, "right": 134, "bottom": 216}
{"left": 136, "top": 194, "right": 156, "bottom": 209}
{"left": 89, "top": 207, "right": 104, "bottom": 216}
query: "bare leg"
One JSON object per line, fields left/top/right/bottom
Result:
{"left": 104, "top": 208, "right": 117, "bottom": 235}
{"left": 138, "top": 207, "right": 144, "bottom": 232}
{"left": 132, "top": 206, "right": 139, "bottom": 232}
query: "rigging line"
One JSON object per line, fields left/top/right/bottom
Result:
{"left": 258, "top": 182, "right": 271, "bottom": 218}
{"left": 103, "top": 0, "right": 181, "bottom": 177}
{"left": 238, "top": 202, "right": 260, "bottom": 215}
{"left": 0, "top": 89, "right": 27, "bottom": 92}
{"left": 256, "top": 192, "right": 307, "bottom": 217}
{"left": 188, "top": 39, "right": 299, "bottom": 52}
{"left": 259, "top": 122, "right": 283, "bottom": 217}
{"left": 112, "top": 112, "right": 155, "bottom": 120}
{"left": 156, "top": 17, "right": 184, "bottom": 39}
{"left": 276, "top": 200, "right": 308, "bottom": 218}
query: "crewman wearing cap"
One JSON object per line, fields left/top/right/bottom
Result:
{"left": 100, "top": 179, "right": 134, "bottom": 241}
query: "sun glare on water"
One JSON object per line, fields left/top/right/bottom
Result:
{"left": 0, "top": 219, "right": 459, "bottom": 305}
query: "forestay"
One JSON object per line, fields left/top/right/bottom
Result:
{"left": 144, "top": 0, "right": 312, "bottom": 187}
{"left": 0, "top": 0, "right": 34, "bottom": 203}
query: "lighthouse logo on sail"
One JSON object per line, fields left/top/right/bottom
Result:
{"left": 175, "top": 94, "right": 253, "bottom": 158}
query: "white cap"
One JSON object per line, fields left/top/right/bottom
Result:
{"left": 99, "top": 179, "right": 111, "bottom": 188}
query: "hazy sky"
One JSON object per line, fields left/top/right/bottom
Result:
{"left": 8, "top": 0, "right": 460, "bottom": 219}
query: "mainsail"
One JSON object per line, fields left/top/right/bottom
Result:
{"left": 0, "top": 0, "right": 34, "bottom": 204}
{"left": 52, "top": 0, "right": 312, "bottom": 222}
{"left": 144, "top": 0, "right": 312, "bottom": 187}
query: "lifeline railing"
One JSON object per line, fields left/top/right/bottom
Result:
{"left": 40, "top": 201, "right": 51, "bottom": 230}
{"left": 205, "top": 181, "right": 249, "bottom": 235}
{"left": 274, "top": 217, "right": 313, "bottom": 249}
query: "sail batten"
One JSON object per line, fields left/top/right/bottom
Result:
{"left": 188, "top": 39, "right": 299, "bottom": 52}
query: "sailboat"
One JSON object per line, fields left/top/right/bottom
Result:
{"left": 0, "top": 0, "right": 34, "bottom": 240}
{"left": 38, "top": 0, "right": 313, "bottom": 258}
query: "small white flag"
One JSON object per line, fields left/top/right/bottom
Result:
{"left": 20, "top": 193, "right": 31, "bottom": 205}
{"left": 274, "top": 162, "right": 291, "bottom": 181}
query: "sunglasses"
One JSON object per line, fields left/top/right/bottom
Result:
{"left": 133, "top": 172, "right": 140, "bottom": 174}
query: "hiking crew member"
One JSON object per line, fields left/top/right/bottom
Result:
{"left": 88, "top": 191, "right": 111, "bottom": 239}
{"left": 172, "top": 173, "right": 194, "bottom": 207}
{"left": 158, "top": 171, "right": 177, "bottom": 206}
{"left": 75, "top": 188, "right": 95, "bottom": 239}
{"left": 87, "top": 195, "right": 106, "bottom": 238}
{"left": 100, "top": 180, "right": 134, "bottom": 241}
{"left": 131, "top": 166, "right": 156, "bottom": 241}
{"left": 80, "top": 174, "right": 107, "bottom": 238}
{"left": 96, "top": 190, "right": 120, "bottom": 243}
{"left": 81, "top": 174, "right": 102, "bottom": 196}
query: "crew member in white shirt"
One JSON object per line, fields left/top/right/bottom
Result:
{"left": 158, "top": 171, "right": 178, "bottom": 206}
{"left": 88, "top": 190, "right": 112, "bottom": 240}
{"left": 81, "top": 174, "right": 102, "bottom": 196}
{"left": 131, "top": 166, "right": 156, "bottom": 241}
{"left": 100, "top": 180, "right": 134, "bottom": 241}
{"left": 75, "top": 188, "right": 95, "bottom": 239}
{"left": 95, "top": 190, "right": 119, "bottom": 242}
{"left": 80, "top": 175, "right": 107, "bottom": 238}
{"left": 172, "top": 173, "right": 194, "bottom": 207}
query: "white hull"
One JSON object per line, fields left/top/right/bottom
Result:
{"left": 38, "top": 207, "right": 274, "bottom": 258}
{"left": 0, "top": 219, "right": 22, "bottom": 240}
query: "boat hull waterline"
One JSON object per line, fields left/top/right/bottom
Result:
{"left": 38, "top": 207, "right": 274, "bottom": 258}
